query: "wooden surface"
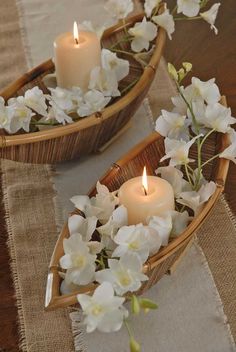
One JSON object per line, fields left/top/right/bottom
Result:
{"left": 1, "top": 1, "right": 236, "bottom": 351}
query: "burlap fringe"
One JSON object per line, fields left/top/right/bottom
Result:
{"left": 1, "top": 160, "right": 28, "bottom": 352}
{"left": 221, "top": 194, "right": 236, "bottom": 231}
{"left": 15, "top": 0, "right": 32, "bottom": 69}
{"left": 195, "top": 236, "right": 236, "bottom": 349}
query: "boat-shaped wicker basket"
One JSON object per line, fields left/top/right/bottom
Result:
{"left": 0, "top": 12, "right": 166, "bottom": 164}
{"left": 45, "top": 97, "right": 230, "bottom": 310}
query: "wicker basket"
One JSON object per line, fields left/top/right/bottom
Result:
{"left": 45, "top": 97, "right": 230, "bottom": 311}
{"left": 0, "top": 13, "right": 166, "bottom": 164}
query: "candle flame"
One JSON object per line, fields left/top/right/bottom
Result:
{"left": 73, "top": 21, "right": 79, "bottom": 44}
{"left": 142, "top": 166, "right": 148, "bottom": 196}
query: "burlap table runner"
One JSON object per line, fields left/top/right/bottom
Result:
{"left": 0, "top": 0, "right": 235, "bottom": 351}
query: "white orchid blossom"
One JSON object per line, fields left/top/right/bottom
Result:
{"left": 97, "top": 205, "right": 128, "bottom": 247}
{"left": 105, "top": 0, "right": 134, "bottom": 20}
{"left": 155, "top": 109, "right": 190, "bottom": 140}
{"left": 47, "top": 101, "right": 73, "bottom": 125}
{"left": 77, "top": 282, "right": 127, "bottom": 333}
{"left": 60, "top": 233, "right": 96, "bottom": 285}
{"left": 48, "top": 87, "right": 75, "bottom": 111}
{"left": 156, "top": 166, "right": 191, "bottom": 197}
{"left": 128, "top": 17, "right": 157, "bottom": 53}
{"left": 0, "top": 98, "right": 15, "bottom": 132}
{"left": 171, "top": 93, "right": 188, "bottom": 115}
{"left": 148, "top": 213, "right": 172, "bottom": 246}
{"left": 112, "top": 224, "right": 150, "bottom": 263}
{"left": 200, "top": 3, "right": 221, "bottom": 35}
{"left": 160, "top": 134, "right": 202, "bottom": 166}
{"left": 144, "top": 0, "right": 161, "bottom": 18}
{"left": 188, "top": 77, "right": 221, "bottom": 104}
{"left": 7, "top": 98, "right": 34, "bottom": 133}
{"left": 177, "top": 181, "right": 216, "bottom": 215}
{"left": 68, "top": 214, "right": 97, "bottom": 241}
{"left": 101, "top": 49, "right": 129, "bottom": 81}
{"left": 18, "top": 86, "right": 48, "bottom": 116}
{"left": 152, "top": 8, "right": 175, "bottom": 40}
{"left": 77, "top": 90, "right": 111, "bottom": 117}
{"left": 89, "top": 67, "right": 120, "bottom": 97}
{"left": 71, "top": 182, "right": 119, "bottom": 224}
{"left": 219, "top": 129, "right": 236, "bottom": 164}
{"left": 79, "top": 21, "right": 106, "bottom": 39}
{"left": 203, "top": 103, "right": 236, "bottom": 133}
{"left": 170, "top": 210, "right": 190, "bottom": 236}
{"left": 177, "top": 0, "right": 200, "bottom": 17}
{"left": 95, "top": 253, "right": 148, "bottom": 295}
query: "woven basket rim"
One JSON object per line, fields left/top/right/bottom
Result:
{"left": 0, "top": 12, "right": 166, "bottom": 147}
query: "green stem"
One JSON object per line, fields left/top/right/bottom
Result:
{"left": 201, "top": 153, "right": 221, "bottom": 168}
{"left": 174, "top": 16, "right": 202, "bottom": 21}
{"left": 121, "top": 78, "right": 139, "bottom": 95}
{"left": 124, "top": 319, "right": 133, "bottom": 339}
{"left": 184, "top": 163, "right": 194, "bottom": 187}
{"left": 111, "top": 48, "right": 134, "bottom": 57}
{"left": 171, "top": 5, "right": 177, "bottom": 15}
{"left": 123, "top": 19, "right": 129, "bottom": 36}
{"left": 109, "top": 36, "right": 131, "bottom": 50}
{"left": 199, "top": 128, "right": 216, "bottom": 149}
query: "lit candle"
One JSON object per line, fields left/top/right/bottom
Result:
{"left": 118, "top": 167, "right": 175, "bottom": 225}
{"left": 54, "top": 21, "right": 101, "bottom": 91}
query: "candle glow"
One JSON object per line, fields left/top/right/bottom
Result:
{"left": 142, "top": 166, "right": 148, "bottom": 196}
{"left": 73, "top": 21, "right": 79, "bottom": 45}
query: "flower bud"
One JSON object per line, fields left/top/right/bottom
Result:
{"left": 130, "top": 337, "right": 141, "bottom": 352}
{"left": 139, "top": 298, "right": 158, "bottom": 310}
{"left": 183, "top": 62, "right": 192, "bottom": 73}
{"left": 131, "top": 295, "right": 140, "bottom": 315}
{"left": 168, "top": 63, "right": 178, "bottom": 81}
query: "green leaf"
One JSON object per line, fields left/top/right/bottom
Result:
{"left": 131, "top": 295, "right": 140, "bottom": 315}
{"left": 139, "top": 298, "right": 158, "bottom": 310}
{"left": 130, "top": 337, "right": 141, "bottom": 352}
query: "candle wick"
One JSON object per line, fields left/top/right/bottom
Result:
{"left": 143, "top": 186, "right": 148, "bottom": 196}
{"left": 75, "top": 38, "right": 79, "bottom": 45}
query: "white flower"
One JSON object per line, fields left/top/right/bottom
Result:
{"left": 70, "top": 87, "right": 84, "bottom": 106}
{"left": 7, "top": 98, "right": 35, "bottom": 133}
{"left": 128, "top": 17, "right": 157, "bottom": 52}
{"left": 96, "top": 253, "right": 148, "bottom": 295}
{"left": 105, "top": 0, "right": 134, "bottom": 20}
{"left": 155, "top": 109, "right": 190, "bottom": 140}
{"left": 112, "top": 224, "right": 150, "bottom": 263}
{"left": 101, "top": 49, "right": 129, "bottom": 81}
{"left": 156, "top": 166, "right": 191, "bottom": 197}
{"left": 144, "top": 0, "right": 161, "bottom": 17}
{"left": 19, "top": 86, "right": 48, "bottom": 116}
{"left": 177, "top": 181, "right": 216, "bottom": 215}
{"left": 60, "top": 233, "right": 96, "bottom": 285}
{"left": 148, "top": 213, "right": 172, "bottom": 246}
{"left": 68, "top": 214, "right": 97, "bottom": 241}
{"left": 200, "top": 3, "right": 221, "bottom": 35}
{"left": 47, "top": 101, "right": 73, "bottom": 125}
{"left": 97, "top": 205, "right": 128, "bottom": 247}
{"left": 219, "top": 129, "right": 236, "bottom": 164}
{"left": 77, "top": 282, "right": 127, "bottom": 333}
{"left": 88, "top": 67, "right": 120, "bottom": 97}
{"left": 171, "top": 93, "right": 188, "bottom": 115}
{"left": 79, "top": 21, "right": 106, "bottom": 39}
{"left": 188, "top": 77, "right": 221, "bottom": 104}
{"left": 177, "top": 0, "right": 200, "bottom": 17}
{"left": 170, "top": 210, "right": 190, "bottom": 236}
{"left": 48, "top": 87, "right": 75, "bottom": 112}
{"left": 71, "top": 182, "right": 119, "bottom": 224}
{"left": 202, "top": 103, "right": 236, "bottom": 133}
{"left": 0, "top": 97, "right": 14, "bottom": 132}
{"left": 160, "top": 134, "right": 202, "bottom": 166}
{"left": 77, "top": 90, "right": 111, "bottom": 117}
{"left": 152, "top": 8, "right": 175, "bottom": 40}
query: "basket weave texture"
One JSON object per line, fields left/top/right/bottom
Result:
{"left": 45, "top": 100, "right": 229, "bottom": 310}
{"left": 0, "top": 13, "right": 166, "bottom": 164}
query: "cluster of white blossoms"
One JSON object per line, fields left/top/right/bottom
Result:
{"left": 104, "top": 0, "right": 221, "bottom": 51}
{"left": 0, "top": 49, "right": 129, "bottom": 134}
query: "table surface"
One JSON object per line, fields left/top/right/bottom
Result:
{"left": 1, "top": 0, "right": 236, "bottom": 350}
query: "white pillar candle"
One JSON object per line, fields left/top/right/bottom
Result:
{"left": 54, "top": 21, "right": 101, "bottom": 91}
{"left": 118, "top": 167, "right": 175, "bottom": 225}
